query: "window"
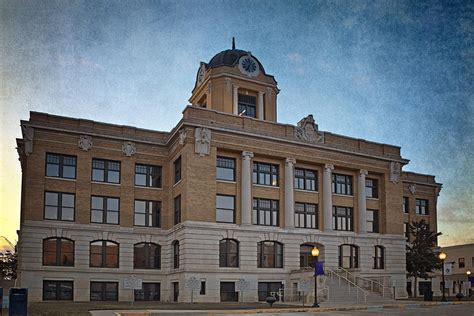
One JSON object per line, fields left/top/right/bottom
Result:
{"left": 366, "top": 209, "right": 379, "bottom": 233}
{"left": 219, "top": 239, "right": 239, "bottom": 267}
{"left": 43, "top": 237, "right": 74, "bottom": 266}
{"left": 257, "top": 241, "right": 283, "bottom": 268}
{"left": 258, "top": 282, "right": 284, "bottom": 302}
{"left": 332, "top": 206, "right": 353, "bottom": 231}
{"left": 135, "top": 283, "right": 160, "bottom": 301}
{"left": 174, "top": 156, "right": 181, "bottom": 184}
{"left": 44, "top": 192, "right": 75, "bottom": 221}
{"left": 134, "top": 200, "right": 160, "bottom": 227}
{"left": 339, "top": 244, "right": 359, "bottom": 269}
{"left": 416, "top": 199, "right": 429, "bottom": 215}
{"left": 90, "top": 282, "right": 118, "bottom": 301}
{"left": 200, "top": 281, "right": 206, "bottom": 295}
{"left": 134, "top": 243, "right": 161, "bottom": 269}
{"left": 332, "top": 174, "right": 353, "bottom": 195}
{"left": 172, "top": 282, "right": 179, "bottom": 302}
{"left": 294, "top": 203, "right": 318, "bottom": 229}
{"left": 253, "top": 162, "right": 278, "bottom": 186}
{"left": 43, "top": 280, "right": 73, "bottom": 301}
{"left": 403, "top": 197, "right": 409, "bottom": 213}
{"left": 92, "top": 159, "right": 120, "bottom": 183}
{"left": 216, "top": 195, "right": 235, "bottom": 223}
{"left": 89, "top": 240, "right": 119, "bottom": 268}
{"left": 252, "top": 198, "right": 279, "bottom": 226}
{"left": 216, "top": 157, "right": 236, "bottom": 181}
{"left": 220, "top": 282, "right": 238, "bottom": 302}
{"left": 135, "top": 164, "right": 162, "bottom": 188}
{"left": 373, "top": 246, "right": 385, "bottom": 269}
{"left": 365, "top": 179, "right": 378, "bottom": 198}
{"left": 174, "top": 195, "right": 181, "bottom": 225}
{"left": 300, "top": 244, "right": 317, "bottom": 268}
{"left": 91, "top": 196, "right": 119, "bottom": 224}
{"left": 238, "top": 94, "right": 256, "bottom": 118}
{"left": 459, "top": 257, "right": 465, "bottom": 268}
{"left": 294, "top": 168, "right": 317, "bottom": 191}
{"left": 173, "top": 240, "right": 180, "bottom": 269}
{"left": 404, "top": 222, "right": 410, "bottom": 241}
{"left": 45, "top": 153, "right": 76, "bottom": 179}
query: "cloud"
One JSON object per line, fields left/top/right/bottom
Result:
{"left": 288, "top": 52, "right": 303, "bottom": 63}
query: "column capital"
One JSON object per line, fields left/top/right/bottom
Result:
{"left": 285, "top": 158, "right": 296, "bottom": 166}
{"left": 359, "top": 169, "right": 368, "bottom": 176}
{"left": 324, "top": 164, "right": 334, "bottom": 171}
{"left": 258, "top": 91, "right": 265, "bottom": 96}
{"left": 233, "top": 85, "right": 239, "bottom": 90}
{"left": 242, "top": 151, "right": 254, "bottom": 159}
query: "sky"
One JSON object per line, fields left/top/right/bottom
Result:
{"left": 0, "top": 0, "right": 472, "bottom": 246}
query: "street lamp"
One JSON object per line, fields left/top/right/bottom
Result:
{"left": 439, "top": 251, "right": 447, "bottom": 302}
{"left": 311, "top": 246, "right": 320, "bottom": 308}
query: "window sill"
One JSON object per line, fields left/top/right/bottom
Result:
{"left": 134, "top": 186, "right": 163, "bottom": 190}
{"left": 91, "top": 181, "right": 121, "bottom": 186}
{"left": 217, "top": 180, "right": 237, "bottom": 184}
{"left": 415, "top": 214, "right": 430, "bottom": 216}
{"left": 43, "top": 219, "right": 75, "bottom": 223}
{"left": 253, "top": 184, "right": 279, "bottom": 189}
{"left": 45, "top": 176, "right": 76, "bottom": 182}
{"left": 133, "top": 225, "right": 162, "bottom": 228}
{"left": 367, "top": 197, "right": 379, "bottom": 201}
{"left": 173, "top": 179, "right": 182, "bottom": 188}
{"left": 333, "top": 193, "right": 354, "bottom": 198}
{"left": 295, "top": 189, "right": 318, "bottom": 194}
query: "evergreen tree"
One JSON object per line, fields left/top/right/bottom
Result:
{"left": 406, "top": 219, "right": 441, "bottom": 297}
{"left": 0, "top": 248, "right": 17, "bottom": 280}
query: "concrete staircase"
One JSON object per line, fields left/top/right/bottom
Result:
{"left": 326, "top": 274, "right": 393, "bottom": 304}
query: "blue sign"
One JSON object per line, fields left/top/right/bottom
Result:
{"left": 315, "top": 261, "right": 325, "bottom": 276}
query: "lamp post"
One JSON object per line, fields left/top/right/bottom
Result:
{"left": 311, "top": 246, "right": 320, "bottom": 308}
{"left": 439, "top": 251, "right": 447, "bottom": 302}
{"left": 467, "top": 270, "right": 471, "bottom": 281}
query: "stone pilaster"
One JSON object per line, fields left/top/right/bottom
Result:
{"left": 241, "top": 151, "right": 254, "bottom": 225}
{"left": 258, "top": 91, "right": 264, "bottom": 120}
{"left": 358, "top": 169, "right": 368, "bottom": 234}
{"left": 284, "top": 158, "right": 296, "bottom": 228}
{"left": 323, "top": 164, "right": 334, "bottom": 231}
{"left": 233, "top": 85, "right": 239, "bottom": 115}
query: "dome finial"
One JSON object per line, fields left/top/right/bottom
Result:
{"left": 232, "top": 37, "right": 235, "bottom": 50}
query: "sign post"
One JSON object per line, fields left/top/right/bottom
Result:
{"left": 297, "top": 279, "right": 312, "bottom": 306}
{"left": 236, "top": 279, "right": 250, "bottom": 302}
{"left": 124, "top": 275, "right": 143, "bottom": 306}
{"left": 185, "top": 276, "right": 201, "bottom": 303}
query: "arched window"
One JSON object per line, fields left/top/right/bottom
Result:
{"left": 299, "top": 244, "right": 317, "bottom": 268}
{"left": 172, "top": 240, "right": 180, "bottom": 269}
{"left": 257, "top": 241, "right": 283, "bottom": 268}
{"left": 134, "top": 243, "right": 161, "bottom": 269}
{"left": 219, "top": 239, "right": 239, "bottom": 267}
{"left": 338, "top": 244, "right": 359, "bottom": 269}
{"left": 43, "top": 237, "right": 74, "bottom": 266}
{"left": 90, "top": 240, "right": 119, "bottom": 268}
{"left": 373, "top": 246, "right": 385, "bottom": 269}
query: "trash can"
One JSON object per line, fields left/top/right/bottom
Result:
{"left": 8, "top": 288, "right": 28, "bottom": 316}
{"left": 423, "top": 290, "right": 433, "bottom": 301}
{"left": 0, "top": 287, "right": 3, "bottom": 315}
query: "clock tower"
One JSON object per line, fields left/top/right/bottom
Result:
{"left": 189, "top": 40, "right": 279, "bottom": 122}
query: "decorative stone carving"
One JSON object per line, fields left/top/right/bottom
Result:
{"left": 225, "top": 77, "right": 232, "bottom": 92}
{"left": 285, "top": 157, "right": 296, "bottom": 167}
{"left": 122, "top": 141, "right": 136, "bottom": 157}
{"left": 390, "top": 161, "right": 401, "bottom": 183}
{"left": 16, "top": 140, "right": 27, "bottom": 171}
{"left": 21, "top": 125, "right": 34, "bottom": 155}
{"left": 179, "top": 129, "right": 187, "bottom": 145}
{"left": 409, "top": 183, "right": 416, "bottom": 195}
{"left": 194, "top": 127, "right": 211, "bottom": 157}
{"left": 295, "top": 115, "right": 324, "bottom": 144}
{"left": 324, "top": 164, "right": 334, "bottom": 171}
{"left": 360, "top": 169, "right": 368, "bottom": 176}
{"left": 78, "top": 135, "right": 93, "bottom": 151}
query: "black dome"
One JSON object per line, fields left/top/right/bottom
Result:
{"left": 207, "top": 49, "right": 266, "bottom": 73}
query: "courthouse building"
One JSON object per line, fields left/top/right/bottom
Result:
{"left": 15, "top": 44, "right": 442, "bottom": 302}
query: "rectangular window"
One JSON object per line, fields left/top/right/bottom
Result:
{"left": 252, "top": 198, "right": 279, "bottom": 226}
{"left": 134, "top": 283, "right": 160, "bottom": 301}
{"left": 134, "top": 200, "right": 160, "bottom": 227}
{"left": 373, "top": 246, "right": 385, "bottom": 269}
{"left": 90, "top": 282, "right": 118, "bottom": 301}
{"left": 216, "top": 195, "right": 235, "bottom": 223}
{"left": 403, "top": 197, "right": 409, "bottom": 213}
{"left": 294, "top": 202, "right": 318, "bottom": 229}
{"left": 332, "top": 206, "right": 353, "bottom": 231}
{"left": 172, "top": 282, "right": 179, "bottom": 302}
{"left": 332, "top": 174, "right": 353, "bottom": 195}
{"left": 404, "top": 222, "right": 410, "bottom": 241}
{"left": 92, "top": 159, "right": 120, "bottom": 183}
{"left": 174, "top": 195, "right": 181, "bottom": 225}
{"left": 220, "top": 282, "right": 238, "bottom": 302}
{"left": 416, "top": 199, "right": 429, "bottom": 215}
{"left": 174, "top": 156, "right": 181, "bottom": 184}
{"left": 294, "top": 168, "right": 317, "bottom": 191}
{"left": 238, "top": 94, "right": 256, "bottom": 118}
{"left": 216, "top": 157, "right": 236, "bottom": 181}
{"left": 365, "top": 179, "right": 378, "bottom": 198}
{"left": 44, "top": 192, "right": 75, "bottom": 221}
{"left": 43, "top": 280, "right": 73, "bottom": 301}
{"left": 91, "top": 196, "right": 119, "bottom": 224}
{"left": 200, "top": 281, "right": 206, "bottom": 295}
{"left": 366, "top": 209, "right": 379, "bottom": 233}
{"left": 135, "top": 164, "right": 162, "bottom": 188}
{"left": 253, "top": 162, "right": 279, "bottom": 186}
{"left": 459, "top": 257, "right": 465, "bottom": 268}
{"left": 258, "top": 282, "right": 284, "bottom": 302}
{"left": 45, "top": 153, "right": 76, "bottom": 179}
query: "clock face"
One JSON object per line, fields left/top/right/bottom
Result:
{"left": 238, "top": 55, "right": 260, "bottom": 77}
{"left": 197, "top": 65, "right": 206, "bottom": 85}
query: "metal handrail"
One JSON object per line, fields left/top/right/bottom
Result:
{"left": 328, "top": 268, "right": 368, "bottom": 302}
{"left": 334, "top": 266, "right": 393, "bottom": 298}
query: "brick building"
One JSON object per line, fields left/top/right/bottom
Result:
{"left": 15, "top": 46, "right": 442, "bottom": 302}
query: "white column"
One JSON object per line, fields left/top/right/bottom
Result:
{"left": 233, "top": 85, "right": 239, "bottom": 115}
{"left": 323, "top": 164, "right": 334, "bottom": 231}
{"left": 358, "top": 169, "right": 368, "bottom": 234}
{"left": 258, "top": 91, "right": 264, "bottom": 120}
{"left": 241, "top": 151, "right": 254, "bottom": 225}
{"left": 284, "top": 158, "right": 296, "bottom": 228}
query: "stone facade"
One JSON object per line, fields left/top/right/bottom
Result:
{"left": 15, "top": 46, "right": 442, "bottom": 303}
